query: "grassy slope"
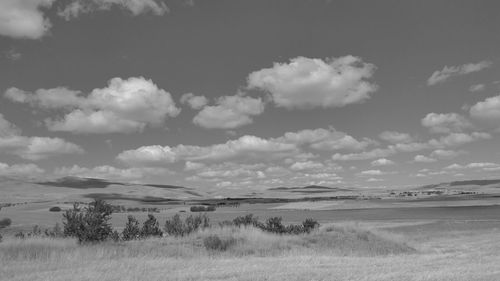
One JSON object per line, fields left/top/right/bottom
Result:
{"left": 1, "top": 224, "right": 499, "bottom": 281}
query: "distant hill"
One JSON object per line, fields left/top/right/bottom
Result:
{"left": 268, "top": 185, "right": 352, "bottom": 192}
{"left": 418, "top": 179, "right": 500, "bottom": 190}
{"left": 38, "top": 177, "right": 122, "bottom": 189}
{"left": 449, "top": 179, "right": 500, "bottom": 186}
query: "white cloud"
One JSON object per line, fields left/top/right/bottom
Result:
{"left": 289, "top": 161, "right": 324, "bottom": 171}
{"left": 58, "top": 0, "right": 168, "bottom": 20}
{"left": 444, "top": 163, "right": 465, "bottom": 170}
{"left": 117, "top": 145, "right": 177, "bottom": 166}
{"left": 0, "top": 113, "right": 84, "bottom": 160}
{"left": 277, "top": 128, "right": 374, "bottom": 151}
{"left": 371, "top": 158, "right": 395, "bottom": 166}
{"left": 359, "top": 169, "right": 387, "bottom": 176}
{"left": 333, "top": 147, "right": 394, "bottom": 161}
{"left": 378, "top": 131, "right": 413, "bottom": 144}
{"left": 5, "top": 48, "right": 22, "bottom": 61}
{"left": 0, "top": 0, "right": 167, "bottom": 40}
{"left": 414, "top": 155, "right": 437, "bottom": 163}
{"left": 0, "top": 0, "right": 55, "bottom": 39}
{"left": 118, "top": 134, "right": 297, "bottom": 166}
{"left": 469, "top": 95, "right": 500, "bottom": 130}
{"left": 469, "top": 84, "right": 485, "bottom": 92}
{"left": 421, "top": 113, "right": 471, "bottom": 134}
{"left": 6, "top": 77, "right": 180, "bottom": 134}
{"left": 428, "top": 132, "right": 491, "bottom": 148}
{"left": 54, "top": 165, "right": 169, "bottom": 181}
{"left": 0, "top": 162, "right": 44, "bottom": 177}
{"left": 430, "top": 149, "right": 464, "bottom": 159}
{"left": 444, "top": 162, "right": 500, "bottom": 171}
{"left": 180, "top": 93, "right": 208, "bottom": 110}
{"left": 427, "top": 61, "right": 492, "bottom": 86}
{"left": 247, "top": 56, "right": 377, "bottom": 109}
{"left": 193, "top": 94, "right": 264, "bottom": 129}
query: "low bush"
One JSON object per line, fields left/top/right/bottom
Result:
{"left": 203, "top": 234, "right": 237, "bottom": 251}
{"left": 122, "top": 215, "right": 141, "bottom": 241}
{"left": 49, "top": 206, "right": 62, "bottom": 212}
{"left": 0, "top": 218, "right": 12, "bottom": 229}
{"left": 141, "top": 214, "right": 163, "bottom": 238}
{"left": 190, "top": 205, "right": 216, "bottom": 212}
{"left": 164, "top": 213, "right": 210, "bottom": 237}
{"left": 222, "top": 214, "right": 319, "bottom": 235}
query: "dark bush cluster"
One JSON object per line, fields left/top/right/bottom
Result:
{"left": 63, "top": 199, "right": 113, "bottom": 243}
{"left": 222, "top": 214, "right": 319, "bottom": 235}
{"left": 0, "top": 218, "right": 12, "bottom": 229}
{"left": 7, "top": 199, "right": 318, "bottom": 244}
{"left": 111, "top": 205, "right": 160, "bottom": 213}
{"left": 49, "top": 206, "right": 62, "bottom": 212}
{"left": 164, "top": 213, "right": 210, "bottom": 237}
{"left": 190, "top": 205, "right": 216, "bottom": 212}
{"left": 203, "top": 234, "right": 237, "bottom": 251}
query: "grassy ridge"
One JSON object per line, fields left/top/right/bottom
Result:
{"left": 1, "top": 224, "right": 500, "bottom": 281}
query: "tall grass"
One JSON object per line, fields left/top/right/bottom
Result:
{"left": 1, "top": 225, "right": 499, "bottom": 281}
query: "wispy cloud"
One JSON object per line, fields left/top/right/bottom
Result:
{"left": 427, "top": 60, "right": 492, "bottom": 86}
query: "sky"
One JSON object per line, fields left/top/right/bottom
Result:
{"left": 1, "top": 0, "right": 500, "bottom": 190}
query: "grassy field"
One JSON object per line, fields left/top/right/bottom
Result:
{"left": 1, "top": 221, "right": 500, "bottom": 281}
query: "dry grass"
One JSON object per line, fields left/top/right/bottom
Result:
{"left": 1, "top": 224, "right": 499, "bottom": 281}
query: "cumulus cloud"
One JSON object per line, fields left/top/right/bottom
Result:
{"left": 6, "top": 77, "right": 180, "bottom": 134}
{"left": 54, "top": 165, "right": 169, "bottom": 181}
{"left": 118, "top": 127, "right": 371, "bottom": 168}
{"left": 180, "top": 93, "right": 208, "bottom": 110}
{"left": 277, "top": 128, "right": 374, "bottom": 151}
{"left": 0, "top": 113, "right": 84, "bottom": 160}
{"left": 430, "top": 149, "right": 464, "bottom": 159}
{"left": 116, "top": 145, "right": 177, "bottom": 166}
{"left": 427, "top": 60, "right": 492, "bottom": 86}
{"left": 359, "top": 169, "right": 387, "bottom": 176}
{"left": 118, "top": 135, "right": 297, "bottom": 166}
{"left": 57, "top": 0, "right": 168, "bottom": 20}
{"left": 445, "top": 162, "right": 500, "bottom": 171}
{"left": 0, "top": 0, "right": 167, "bottom": 39}
{"left": 469, "top": 95, "right": 500, "bottom": 130}
{"left": 0, "top": 0, "right": 55, "bottom": 39}
{"left": 414, "top": 155, "right": 437, "bottom": 163}
{"left": 193, "top": 94, "right": 264, "bottom": 129}
{"left": 247, "top": 56, "right": 377, "bottom": 109}
{"left": 421, "top": 113, "right": 472, "bottom": 134}
{"left": 371, "top": 158, "right": 395, "bottom": 166}
{"left": 378, "top": 131, "right": 413, "bottom": 144}
{"left": 333, "top": 131, "right": 489, "bottom": 161}
{"left": 0, "top": 162, "right": 44, "bottom": 177}
{"left": 289, "top": 161, "right": 324, "bottom": 171}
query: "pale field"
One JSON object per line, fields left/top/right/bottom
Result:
{"left": 1, "top": 221, "right": 500, "bottom": 281}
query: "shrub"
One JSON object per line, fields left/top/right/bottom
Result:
{"left": 15, "top": 231, "right": 25, "bottom": 239}
{"left": 141, "top": 214, "right": 163, "bottom": 238}
{"left": 110, "top": 230, "right": 121, "bottom": 242}
{"left": 232, "top": 214, "right": 260, "bottom": 227}
{"left": 164, "top": 213, "right": 210, "bottom": 237}
{"left": 49, "top": 206, "right": 62, "bottom": 212}
{"left": 203, "top": 234, "right": 237, "bottom": 251}
{"left": 0, "top": 218, "right": 12, "bottom": 229}
{"left": 122, "top": 215, "right": 141, "bottom": 241}
{"left": 190, "top": 205, "right": 216, "bottom": 212}
{"left": 264, "top": 217, "right": 286, "bottom": 234}
{"left": 302, "top": 218, "right": 320, "bottom": 233}
{"left": 225, "top": 214, "right": 320, "bottom": 235}
{"left": 62, "top": 199, "right": 113, "bottom": 243}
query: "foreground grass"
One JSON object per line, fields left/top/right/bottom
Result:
{"left": 1, "top": 224, "right": 499, "bottom": 281}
